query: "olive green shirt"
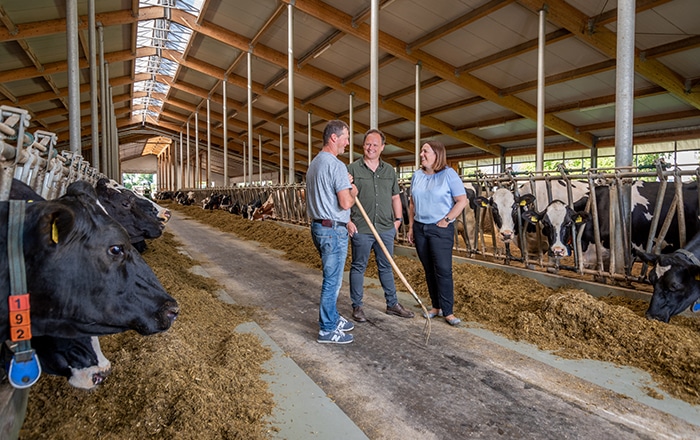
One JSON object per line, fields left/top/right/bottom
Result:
{"left": 347, "top": 158, "right": 400, "bottom": 234}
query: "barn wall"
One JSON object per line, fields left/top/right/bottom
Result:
{"left": 122, "top": 155, "right": 157, "bottom": 174}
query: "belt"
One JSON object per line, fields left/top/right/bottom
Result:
{"left": 313, "top": 219, "right": 347, "bottom": 228}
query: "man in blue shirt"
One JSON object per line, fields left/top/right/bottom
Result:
{"left": 307, "top": 120, "right": 359, "bottom": 344}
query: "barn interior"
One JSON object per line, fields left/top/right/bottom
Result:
{"left": 1, "top": 1, "right": 700, "bottom": 439}
{"left": 0, "top": 0, "right": 698, "bottom": 186}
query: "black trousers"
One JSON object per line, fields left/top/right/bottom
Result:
{"left": 412, "top": 221, "right": 456, "bottom": 316}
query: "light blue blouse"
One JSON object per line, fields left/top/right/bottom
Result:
{"left": 410, "top": 168, "right": 466, "bottom": 224}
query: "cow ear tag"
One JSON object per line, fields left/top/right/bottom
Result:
{"left": 7, "top": 350, "right": 42, "bottom": 389}
{"left": 519, "top": 200, "right": 527, "bottom": 207}
{"left": 695, "top": 274, "right": 700, "bottom": 281}
{"left": 479, "top": 200, "right": 488, "bottom": 207}
{"left": 575, "top": 215, "right": 583, "bottom": 224}
{"left": 51, "top": 221, "right": 59, "bottom": 244}
{"left": 529, "top": 215, "right": 538, "bottom": 223}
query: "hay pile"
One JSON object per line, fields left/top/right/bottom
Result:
{"left": 176, "top": 205, "right": 700, "bottom": 406}
{"left": 21, "top": 233, "right": 275, "bottom": 440}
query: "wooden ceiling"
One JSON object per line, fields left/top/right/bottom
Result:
{"left": 0, "top": 0, "right": 698, "bottom": 178}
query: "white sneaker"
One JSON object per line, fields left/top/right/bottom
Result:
{"left": 317, "top": 329, "right": 354, "bottom": 344}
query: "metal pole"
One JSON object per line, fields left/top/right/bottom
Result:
{"left": 349, "top": 93, "right": 354, "bottom": 163}
{"left": 186, "top": 119, "right": 191, "bottom": 188}
{"left": 66, "top": 0, "right": 80, "bottom": 153}
{"left": 88, "top": 0, "right": 99, "bottom": 170}
{"left": 536, "top": 8, "right": 546, "bottom": 172}
{"left": 415, "top": 63, "right": 421, "bottom": 168}
{"left": 279, "top": 125, "right": 284, "bottom": 184}
{"left": 369, "top": 0, "right": 379, "bottom": 129}
{"left": 109, "top": 86, "right": 119, "bottom": 181}
{"left": 206, "top": 98, "right": 211, "bottom": 187}
{"left": 247, "top": 50, "right": 253, "bottom": 184}
{"left": 223, "top": 78, "right": 229, "bottom": 185}
{"left": 287, "top": 3, "right": 295, "bottom": 183}
{"left": 195, "top": 112, "right": 200, "bottom": 189}
{"left": 98, "top": 24, "right": 107, "bottom": 174}
{"left": 259, "top": 133, "right": 263, "bottom": 183}
{"left": 243, "top": 141, "right": 247, "bottom": 184}
{"left": 614, "top": 0, "right": 636, "bottom": 273}
{"left": 179, "top": 131, "right": 183, "bottom": 189}
{"left": 307, "top": 111, "right": 312, "bottom": 166}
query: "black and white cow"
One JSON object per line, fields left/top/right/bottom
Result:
{"left": 7, "top": 180, "right": 112, "bottom": 389}
{"left": 95, "top": 178, "right": 165, "bottom": 253}
{"left": 31, "top": 336, "right": 111, "bottom": 389}
{"left": 634, "top": 230, "right": 700, "bottom": 322}
{"left": 476, "top": 187, "right": 537, "bottom": 256}
{"left": 0, "top": 180, "right": 179, "bottom": 343}
{"left": 528, "top": 180, "right": 700, "bottom": 270}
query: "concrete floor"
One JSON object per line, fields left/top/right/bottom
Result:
{"left": 166, "top": 214, "right": 700, "bottom": 440}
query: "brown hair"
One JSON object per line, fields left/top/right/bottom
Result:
{"left": 363, "top": 128, "right": 386, "bottom": 146}
{"left": 422, "top": 140, "right": 448, "bottom": 172}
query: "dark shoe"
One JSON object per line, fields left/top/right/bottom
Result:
{"left": 317, "top": 329, "right": 353, "bottom": 344}
{"left": 386, "top": 303, "right": 415, "bottom": 318}
{"left": 337, "top": 315, "right": 354, "bottom": 332}
{"left": 352, "top": 306, "right": 367, "bottom": 322}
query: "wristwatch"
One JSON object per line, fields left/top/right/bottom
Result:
{"left": 394, "top": 217, "right": 402, "bottom": 224}
{"left": 444, "top": 216, "right": 455, "bottom": 224}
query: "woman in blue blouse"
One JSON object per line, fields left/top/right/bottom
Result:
{"left": 407, "top": 140, "right": 468, "bottom": 326}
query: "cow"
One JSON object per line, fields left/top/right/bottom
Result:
{"left": 475, "top": 187, "right": 537, "bottom": 259}
{"left": 102, "top": 179, "right": 171, "bottom": 225}
{"left": 0, "top": 180, "right": 179, "bottom": 344}
{"left": 175, "top": 191, "right": 196, "bottom": 206}
{"left": 251, "top": 194, "right": 274, "bottom": 220}
{"left": 94, "top": 178, "right": 164, "bottom": 253}
{"left": 634, "top": 230, "right": 700, "bottom": 322}
{"left": 521, "top": 199, "right": 590, "bottom": 259}
{"left": 30, "top": 336, "right": 111, "bottom": 389}
{"left": 476, "top": 180, "right": 590, "bottom": 260}
{"left": 519, "top": 179, "right": 590, "bottom": 212}
{"left": 7, "top": 179, "right": 112, "bottom": 389}
{"left": 528, "top": 180, "right": 700, "bottom": 271}
{"left": 202, "top": 193, "right": 224, "bottom": 210}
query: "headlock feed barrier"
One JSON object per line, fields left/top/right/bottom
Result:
{"left": 175, "top": 160, "right": 700, "bottom": 289}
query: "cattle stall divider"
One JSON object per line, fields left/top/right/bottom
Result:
{"left": 174, "top": 161, "right": 699, "bottom": 295}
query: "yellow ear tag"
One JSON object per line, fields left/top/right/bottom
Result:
{"left": 519, "top": 200, "right": 527, "bottom": 206}
{"left": 575, "top": 215, "right": 583, "bottom": 224}
{"left": 530, "top": 215, "right": 538, "bottom": 223}
{"left": 52, "top": 221, "right": 59, "bottom": 244}
{"left": 480, "top": 200, "right": 488, "bottom": 207}
{"left": 695, "top": 274, "right": 700, "bottom": 281}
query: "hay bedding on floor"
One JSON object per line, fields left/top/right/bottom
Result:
{"left": 174, "top": 205, "right": 700, "bottom": 406}
{"left": 21, "top": 233, "right": 275, "bottom": 440}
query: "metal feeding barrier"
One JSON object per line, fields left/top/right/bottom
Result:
{"left": 0, "top": 105, "right": 103, "bottom": 203}
{"left": 178, "top": 158, "right": 699, "bottom": 289}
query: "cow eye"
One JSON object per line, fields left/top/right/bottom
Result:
{"left": 108, "top": 245, "right": 124, "bottom": 257}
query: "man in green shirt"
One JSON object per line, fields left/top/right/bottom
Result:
{"left": 347, "top": 129, "right": 415, "bottom": 322}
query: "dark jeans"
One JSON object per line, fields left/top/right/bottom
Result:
{"left": 349, "top": 228, "right": 398, "bottom": 308}
{"left": 412, "top": 221, "right": 456, "bottom": 316}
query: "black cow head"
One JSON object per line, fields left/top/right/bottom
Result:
{"left": 0, "top": 181, "right": 179, "bottom": 341}
{"left": 523, "top": 200, "right": 590, "bottom": 257}
{"left": 634, "top": 247, "right": 700, "bottom": 323}
{"left": 94, "top": 178, "right": 163, "bottom": 246}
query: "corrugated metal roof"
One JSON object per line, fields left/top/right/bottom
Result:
{"left": 0, "top": 0, "right": 698, "bottom": 179}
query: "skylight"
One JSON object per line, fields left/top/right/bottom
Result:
{"left": 133, "top": 0, "right": 204, "bottom": 123}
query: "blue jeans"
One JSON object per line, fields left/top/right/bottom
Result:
{"left": 311, "top": 222, "right": 349, "bottom": 332}
{"left": 412, "top": 221, "right": 456, "bottom": 316}
{"left": 349, "top": 228, "right": 398, "bottom": 308}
